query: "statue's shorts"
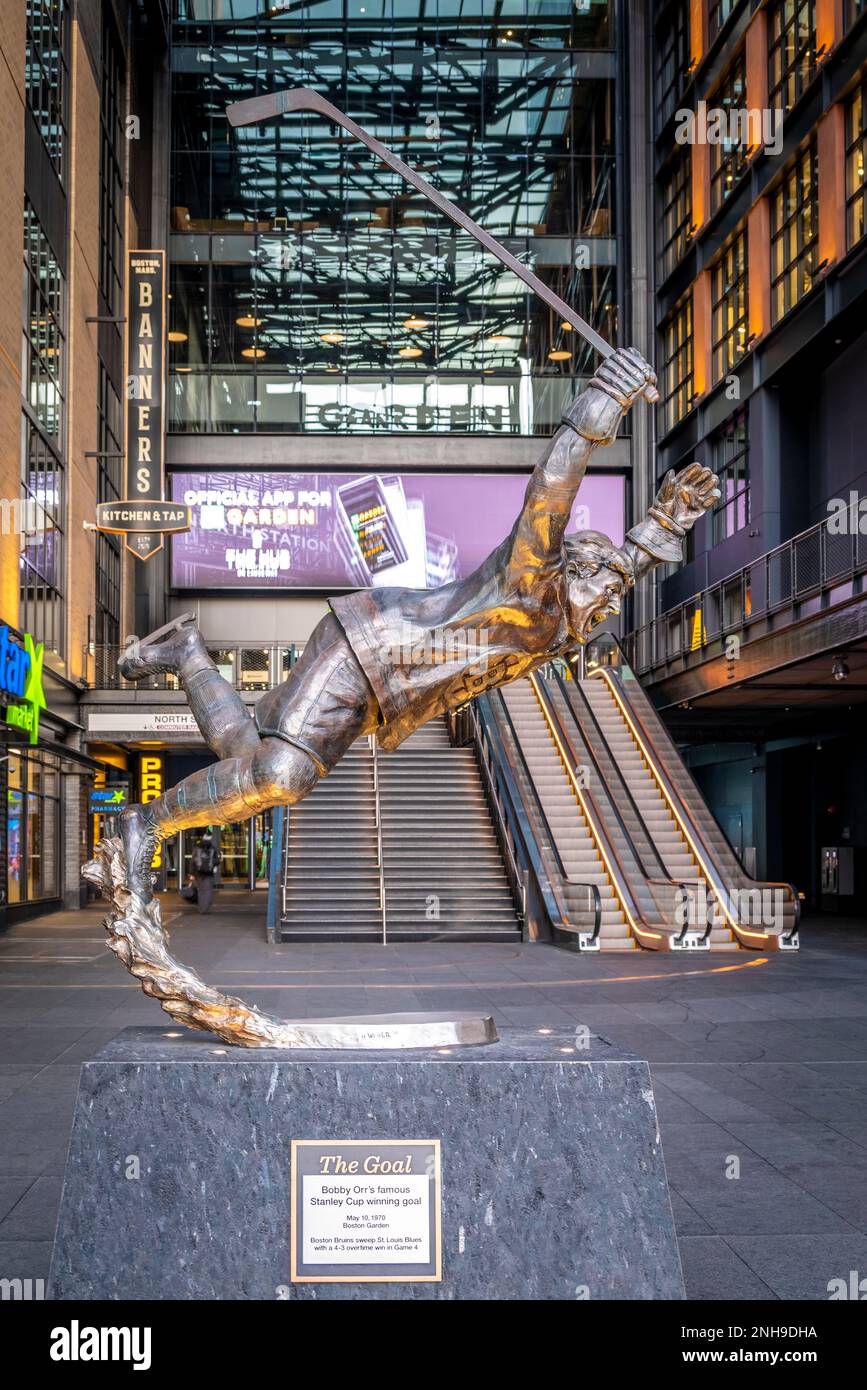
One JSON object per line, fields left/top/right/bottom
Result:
{"left": 254, "top": 613, "right": 380, "bottom": 776}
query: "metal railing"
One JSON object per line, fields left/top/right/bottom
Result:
{"left": 449, "top": 697, "right": 601, "bottom": 947}
{"left": 370, "top": 733, "right": 387, "bottom": 945}
{"left": 90, "top": 642, "right": 300, "bottom": 691}
{"left": 624, "top": 505, "right": 867, "bottom": 677}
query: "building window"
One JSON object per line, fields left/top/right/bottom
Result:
{"left": 768, "top": 0, "right": 817, "bottom": 114}
{"left": 95, "top": 368, "right": 122, "bottom": 681}
{"left": 99, "top": 17, "right": 125, "bottom": 318}
{"left": 169, "top": 10, "right": 618, "bottom": 436}
{"left": 656, "top": 0, "right": 691, "bottom": 132}
{"left": 21, "top": 199, "right": 65, "bottom": 659}
{"left": 709, "top": 0, "right": 738, "bottom": 41}
{"left": 24, "top": 199, "right": 64, "bottom": 441}
{"left": 710, "top": 50, "right": 749, "bottom": 214}
{"left": 711, "top": 228, "right": 749, "bottom": 384}
{"left": 6, "top": 750, "right": 62, "bottom": 904}
{"left": 25, "top": 0, "right": 69, "bottom": 181}
{"left": 770, "top": 142, "right": 818, "bottom": 323}
{"left": 846, "top": 82, "right": 866, "bottom": 250}
{"left": 661, "top": 296, "right": 694, "bottom": 435}
{"left": 712, "top": 407, "right": 750, "bottom": 543}
{"left": 660, "top": 151, "right": 693, "bottom": 280}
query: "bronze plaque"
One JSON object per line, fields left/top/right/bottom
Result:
{"left": 291, "top": 1140, "right": 442, "bottom": 1283}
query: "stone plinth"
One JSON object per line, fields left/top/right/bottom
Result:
{"left": 49, "top": 1027, "right": 684, "bottom": 1300}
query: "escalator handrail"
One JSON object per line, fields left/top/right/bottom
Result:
{"left": 474, "top": 696, "right": 602, "bottom": 943}
{"left": 592, "top": 666, "right": 801, "bottom": 945}
{"left": 528, "top": 673, "right": 671, "bottom": 949}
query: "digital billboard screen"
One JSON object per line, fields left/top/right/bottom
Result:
{"left": 169, "top": 470, "right": 625, "bottom": 591}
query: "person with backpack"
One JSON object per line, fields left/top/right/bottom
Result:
{"left": 191, "top": 832, "right": 220, "bottom": 915}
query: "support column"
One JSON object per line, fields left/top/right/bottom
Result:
{"left": 625, "top": 0, "right": 659, "bottom": 634}
{"left": 693, "top": 268, "right": 713, "bottom": 401}
{"left": 817, "top": 102, "right": 847, "bottom": 270}
{"left": 747, "top": 198, "right": 771, "bottom": 346}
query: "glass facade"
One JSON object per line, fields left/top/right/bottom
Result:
{"left": 770, "top": 140, "right": 818, "bottom": 324}
{"left": 846, "top": 80, "right": 866, "bottom": 251}
{"left": 711, "top": 226, "right": 748, "bottom": 384}
{"left": 659, "top": 149, "right": 691, "bottom": 282}
{"left": 169, "top": 0, "right": 619, "bottom": 435}
{"left": 709, "top": 48, "right": 748, "bottom": 215}
{"left": 95, "top": 17, "right": 126, "bottom": 682}
{"left": 768, "top": 0, "right": 817, "bottom": 115}
{"left": 25, "top": 0, "right": 69, "bottom": 182}
{"left": 6, "top": 749, "right": 62, "bottom": 905}
{"left": 660, "top": 294, "right": 693, "bottom": 436}
{"left": 21, "top": 199, "right": 65, "bottom": 661}
{"left": 711, "top": 405, "right": 749, "bottom": 544}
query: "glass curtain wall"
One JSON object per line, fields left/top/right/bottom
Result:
{"left": 169, "top": 0, "right": 618, "bottom": 436}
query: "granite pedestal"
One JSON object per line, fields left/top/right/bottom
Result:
{"left": 49, "top": 1026, "right": 684, "bottom": 1300}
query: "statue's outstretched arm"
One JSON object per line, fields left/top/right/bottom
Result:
{"left": 507, "top": 347, "right": 658, "bottom": 576}
{"left": 624, "top": 464, "right": 722, "bottom": 580}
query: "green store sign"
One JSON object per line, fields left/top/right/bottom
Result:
{"left": 0, "top": 627, "right": 46, "bottom": 745}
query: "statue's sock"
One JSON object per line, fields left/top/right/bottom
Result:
{"left": 145, "top": 758, "right": 256, "bottom": 835}
{"left": 180, "top": 667, "right": 261, "bottom": 758}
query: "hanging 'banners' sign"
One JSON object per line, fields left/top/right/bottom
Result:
{"left": 94, "top": 249, "right": 190, "bottom": 561}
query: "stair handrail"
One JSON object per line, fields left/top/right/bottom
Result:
{"left": 549, "top": 668, "right": 712, "bottom": 945}
{"left": 458, "top": 699, "right": 601, "bottom": 945}
{"left": 370, "top": 733, "right": 387, "bottom": 946}
{"left": 528, "top": 672, "right": 677, "bottom": 950}
{"left": 591, "top": 664, "right": 800, "bottom": 947}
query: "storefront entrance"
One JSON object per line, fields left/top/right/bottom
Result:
{"left": 165, "top": 812, "right": 272, "bottom": 893}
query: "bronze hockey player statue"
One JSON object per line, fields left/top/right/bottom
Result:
{"left": 119, "top": 347, "right": 720, "bottom": 902}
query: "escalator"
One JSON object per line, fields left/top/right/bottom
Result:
{"left": 494, "top": 678, "right": 729, "bottom": 951}
{"left": 566, "top": 642, "right": 799, "bottom": 951}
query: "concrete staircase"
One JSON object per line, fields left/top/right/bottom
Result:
{"left": 580, "top": 678, "right": 737, "bottom": 950}
{"left": 377, "top": 722, "right": 521, "bottom": 940}
{"left": 280, "top": 742, "right": 382, "bottom": 938}
{"left": 279, "top": 723, "right": 521, "bottom": 941}
{"left": 500, "top": 680, "right": 635, "bottom": 950}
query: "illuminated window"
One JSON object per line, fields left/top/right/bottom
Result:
{"left": 656, "top": 0, "right": 691, "bottom": 131}
{"left": 846, "top": 82, "right": 867, "bottom": 250}
{"left": 712, "top": 407, "right": 750, "bottom": 543}
{"left": 709, "top": 49, "right": 749, "bottom": 214}
{"left": 25, "top": 0, "right": 69, "bottom": 181}
{"left": 168, "top": 2, "right": 619, "bottom": 435}
{"left": 770, "top": 142, "right": 818, "bottom": 323}
{"left": 768, "top": 0, "right": 817, "bottom": 114}
{"left": 21, "top": 199, "right": 65, "bottom": 660}
{"left": 660, "top": 150, "right": 692, "bottom": 280}
{"left": 661, "top": 296, "right": 694, "bottom": 434}
{"left": 709, "top": 0, "right": 739, "bottom": 41}
{"left": 711, "top": 228, "right": 749, "bottom": 384}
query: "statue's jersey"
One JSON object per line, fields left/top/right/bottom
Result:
{"left": 329, "top": 535, "right": 575, "bottom": 751}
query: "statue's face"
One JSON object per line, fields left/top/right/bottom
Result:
{"left": 564, "top": 562, "right": 626, "bottom": 643}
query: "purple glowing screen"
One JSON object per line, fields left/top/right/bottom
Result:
{"left": 169, "top": 470, "right": 626, "bottom": 591}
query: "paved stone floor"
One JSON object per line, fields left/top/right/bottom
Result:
{"left": 2, "top": 891, "right": 867, "bottom": 1301}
